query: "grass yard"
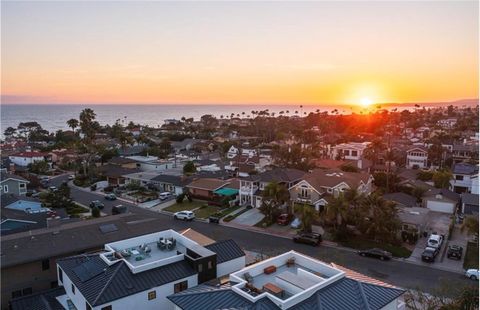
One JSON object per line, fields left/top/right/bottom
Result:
{"left": 163, "top": 201, "right": 206, "bottom": 213}
{"left": 463, "top": 242, "right": 479, "bottom": 269}
{"left": 340, "top": 237, "right": 412, "bottom": 258}
{"left": 195, "top": 205, "right": 222, "bottom": 219}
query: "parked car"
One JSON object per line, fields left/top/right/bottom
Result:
{"left": 112, "top": 205, "right": 127, "bottom": 215}
{"left": 48, "top": 186, "right": 58, "bottom": 192}
{"left": 290, "top": 218, "right": 302, "bottom": 229}
{"left": 174, "top": 211, "right": 195, "bottom": 221}
{"left": 421, "top": 247, "right": 439, "bottom": 262}
{"left": 447, "top": 245, "right": 463, "bottom": 260}
{"left": 105, "top": 193, "right": 117, "bottom": 201}
{"left": 358, "top": 248, "right": 393, "bottom": 261}
{"left": 68, "top": 175, "right": 75, "bottom": 180}
{"left": 465, "top": 269, "right": 479, "bottom": 280}
{"left": 293, "top": 232, "right": 322, "bottom": 246}
{"left": 277, "top": 214, "right": 293, "bottom": 226}
{"left": 159, "top": 192, "right": 173, "bottom": 200}
{"left": 208, "top": 213, "right": 221, "bottom": 224}
{"left": 89, "top": 200, "right": 105, "bottom": 210}
{"left": 26, "top": 190, "right": 37, "bottom": 197}
{"left": 427, "top": 233, "right": 444, "bottom": 249}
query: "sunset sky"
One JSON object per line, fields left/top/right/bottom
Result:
{"left": 1, "top": 1, "right": 478, "bottom": 105}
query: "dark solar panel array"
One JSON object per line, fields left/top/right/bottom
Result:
{"left": 99, "top": 224, "right": 118, "bottom": 234}
{"left": 73, "top": 259, "right": 105, "bottom": 282}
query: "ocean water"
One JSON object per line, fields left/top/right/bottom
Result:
{"left": 0, "top": 104, "right": 352, "bottom": 133}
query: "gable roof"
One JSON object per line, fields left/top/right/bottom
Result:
{"left": 383, "top": 192, "right": 418, "bottom": 208}
{"left": 258, "top": 168, "right": 306, "bottom": 183}
{"left": 205, "top": 239, "right": 245, "bottom": 264}
{"left": 302, "top": 169, "right": 371, "bottom": 192}
{"left": 453, "top": 163, "right": 478, "bottom": 175}
{"left": 58, "top": 254, "right": 196, "bottom": 306}
{"left": 10, "top": 286, "right": 66, "bottom": 310}
{"left": 108, "top": 157, "right": 137, "bottom": 165}
{"left": 0, "top": 170, "right": 28, "bottom": 183}
{"left": 151, "top": 174, "right": 193, "bottom": 187}
{"left": 424, "top": 188, "right": 460, "bottom": 203}
{"left": 186, "top": 178, "right": 230, "bottom": 191}
{"left": 10, "top": 152, "right": 48, "bottom": 158}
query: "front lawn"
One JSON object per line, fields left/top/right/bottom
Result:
{"left": 339, "top": 237, "right": 412, "bottom": 258}
{"left": 163, "top": 201, "right": 206, "bottom": 213}
{"left": 463, "top": 242, "right": 479, "bottom": 269}
{"left": 195, "top": 205, "right": 222, "bottom": 219}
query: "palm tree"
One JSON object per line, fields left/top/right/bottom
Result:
{"left": 359, "top": 194, "right": 400, "bottom": 242}
{"left": 66, "top": 118, "right": 79, "bottom": 132}
{"left": 260, "top": 182, "right": 290, "bottom": 224}
{"left": 295, "top": 203, "right": 318, "bottom": 233}
{"left": 363, "top": 139, "right": 386, "bottom": 166}
{"left": 325, "top": 194, "right": 349, "bottom": 230}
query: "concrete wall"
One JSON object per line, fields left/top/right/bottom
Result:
{"left": 216, "top": 256, "right": 246, "bottom": 278}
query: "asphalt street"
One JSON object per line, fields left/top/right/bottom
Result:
{"left": 49, "top": 174, "right": 477, "bottom": 296}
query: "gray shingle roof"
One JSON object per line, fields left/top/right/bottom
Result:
{"left": 461, "top": 193, "right": 479, "bottom": 206}
{"left": 258, "top": 168, "right": 306, "bottom": 183}
{"left": 0, "top": 170, "right": 28, "bottom": 182}
{"left": 205, "top": 239, "right": 245, "bottom": 264}
{"left": 453, "top": 163, "right": 478, "bottom": 175}
{"left": 58, "top": 253, "right": 196, "bottom": 306}
{"left": 10, "top": 286, "right": 65, "bottom": 310}
{"left": 383, "top": 192, "right": 418, "bottom": 208}
{"left": 424, "top": 188, "right": 460, "bottom": 203}
{"left": 151, "top": 174, "right": 192, "bottom": 187}
{"left": 168, "top": 277, "right": 405, "bottom": 310}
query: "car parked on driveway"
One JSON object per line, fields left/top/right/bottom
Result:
{"left": 293, "top": 232, "right": 322, "bottom": 246}
{"left": 89, "top": 200, "right": 105, "bottom": 210}
{"left": 290, "top": 218, "right": 302, "bottom": 229}
{"left": 447, "top": 245, "right": 463, "bottom": 260}
{"left": 159, "top": 192, "right": 173, "bottom": 200}
{"left": 427, "top": 233, "right": 444, "bottom": 249}
{"left": 105, "top": 193, "right": 117, "bottom": 201}
{"left": 466, "top": 269, "right": 479, "bottom": 280}
{"left": 48, "top": 186, "right": 58, "bottom": 192}
{"left": 277, "top": 214, "right": 293, "bottom": 226}
{"left": 421, "top": 247, "right": 439, "bottom": 263}
{"left": 358, "top": 248, "right": 392, "bottom": 261}
{"left": 174, "top": 211, "right": 195, "bottom": 221}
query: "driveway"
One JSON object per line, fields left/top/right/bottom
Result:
{"left": 232, "top": 208, "right": 264, "bottom": 226}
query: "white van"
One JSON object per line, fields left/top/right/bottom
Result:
{"left": 159, "top": 192, "right": 172, "bottom": 200}
{"left": 427, "top": 233, "right": 444, "bottom": 249}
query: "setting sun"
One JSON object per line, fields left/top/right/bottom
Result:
{"left": 360, "top": 97, "right": 373, "bottom": 107}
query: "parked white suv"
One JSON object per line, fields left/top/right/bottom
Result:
{"left": 174, "top": 211, "right": 195, "bottom": 221}
{"left": 427, "top": 233, "right": 444, "bottom": 249}
{"left": 465, "top": 269, "right": 479, "bottom": 280}
{"left": 159, "top": 192, "right": 172, "bottom": 200}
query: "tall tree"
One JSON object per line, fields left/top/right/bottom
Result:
{"left": 66, "top": 118, "right": 79, "bottom": 132}
{"left": 260, "top": 182, "right": 290, "bottom": 224}
{"left": 295, "top": 203, "right": 318, "bottom": 233}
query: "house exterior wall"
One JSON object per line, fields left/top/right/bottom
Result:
{"left": 59, "top": 267, "right": 91, "bottom": 310}
{"left": 216, "top": 256, "right": 246, "bottom": 278}
{"left": 425, "top": 200, "right": 455, "bottom": 214}
{"left": 0, "top": 179, "right": 27, "bottom": 195}
{"left": 8, "top": 155, "right": 45, "bottom": 167}
{"left": 188, "top": 188, "right": 212, "bottom": 200}
{"left": 92, "top": 275, "right": 198, "bottom": 310}
{"left": 406, "top": 151, "right": 428, "bottom": 169}
{"left": 462, "top": 203, "right": 479, "bottom": 215}
{"left": 289, "top": 182, "right": 322, "bottom": 205}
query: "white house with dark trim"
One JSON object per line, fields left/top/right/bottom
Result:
{"left": 405, "top": 147, "right": 428, "bottom": 169}
{"left": 8, "top": 152, "right": 49, "bottom": 167}
{"left": 54, "top": 230, "right": 245, "bottom": 310}
{"left": 450, "top": 163, "right": 479, "bottom": 194}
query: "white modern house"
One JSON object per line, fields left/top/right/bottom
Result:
{"left": 8, "top": 152, "right": 49, "bottom": 167}
{"left": 330, "top": 142, "right": 370, "bottom": 169}
{"left": 168, "top": 251, "right": 406, "bottom": 310}
{"left": 450, "top": 163, "right": 479, "bottom": 194}
{"left": 405, "top": 147, "right": 428, "bottom": 169}
{"left": 55, "top": 230, "right": 245, "bottom": 310}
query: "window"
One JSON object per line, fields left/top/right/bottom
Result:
{"left": 456, "top": 175, "right": 464, "bottom": 181}
{"left": 3, "top": 185, "right": 8, "bottom": 193}
{"left": 22, "top": 287, "right": 32, "bottom": 295}
{"left": 101, "top": 306, "right": 112, "bottom": 310}
{"left": 208, "top": 261, "right": 213, "bottom": 269}
{"left": 42, "top": 259, "right": 50, "bottom": 271}
{"left": 71, "top": 284, "right": 75, "bottom": 294}
{"left": 58, "top": 268, "right": 63, "bottom": 283}
{"left": 344, "top": 150, "right": 350, "bottom": 156}
{"left": 19, "top": 183, "right": 26, "bottom": 189}
{"left": 351, "top": 150, "right": 358, "bottom": 157}
{"left": 198, "top": 263, "right": 203, "bottom": 272}
{"left": 174, "top": 281, "right": 188, "bottom": 293}
{"left": 12, "top": 290, "right": 22, "bottom": 298}
{"left": 148, "top": 290, "right": 156, "bottom": 300}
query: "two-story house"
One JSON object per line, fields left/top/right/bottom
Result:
{"left": 53, "top": 230, "right": 245, "bottom": 310}
{"left": 0, "top": 170, "right": 29, "bottom": 196}
{"left": 330, "top": 142, "right": 370, "bottom": 169}
{"left": 289, "top": 169, "right": 374, "bottom": 211}
{"left": 450, "top": 163, "right": 479, "bottom": 194}
{"left": 238, "top": 168, "right": 305, "bottom": 208}
{"left": 405, "top": 147, "right": 428, "bottom": 169}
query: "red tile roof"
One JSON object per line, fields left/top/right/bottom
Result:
{"left": 10, "top": 152, "right": 48, "bottom": 158}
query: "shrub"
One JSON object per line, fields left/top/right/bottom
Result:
{"left": 91, "top": 206, "right": 100, "bottom": 218}
{"left": 176, "top": 193, "right": 185, "bottom": 203}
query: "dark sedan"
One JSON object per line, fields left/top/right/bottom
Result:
{"left": 104, "top": 193, "right": 117, "bottom": 201}
{"left": 358, "top": 248, "right": 392, "bottom": 260}
{"left": 293, "top": 233, "right": 322, "bottom": 246}
{"left": 422, "top": 247, "right": 439, "bottom": 263}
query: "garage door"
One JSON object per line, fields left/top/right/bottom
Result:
{"left": 426, "top": 201, "right": 454, "bottom": 213}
